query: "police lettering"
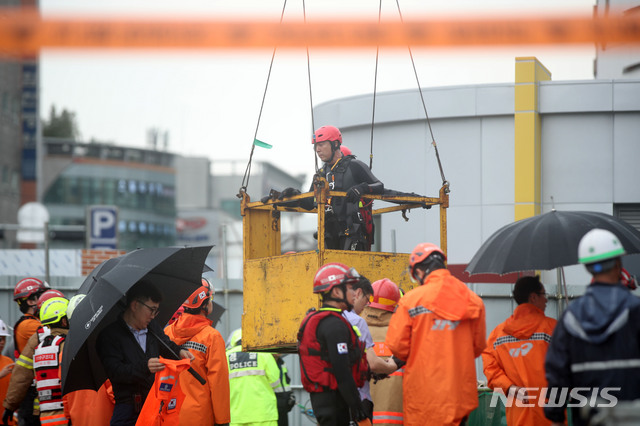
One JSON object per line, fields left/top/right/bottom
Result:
{"left": 229, "top": 360, "right": 258, "bottom": 370}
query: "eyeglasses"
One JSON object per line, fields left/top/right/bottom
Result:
{"left": 137, "top": 300, "right": 160, "bottom": 317}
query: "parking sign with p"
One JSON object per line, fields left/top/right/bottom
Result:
{"left": 87, "top": 205, "right": 119, "bottom": 249}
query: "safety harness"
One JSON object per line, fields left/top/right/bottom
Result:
{"left": 297, "top": 307, "right": 367, "bottom": 393}
{"left": 319, "top": 155, "right": 374, "bottom": 250}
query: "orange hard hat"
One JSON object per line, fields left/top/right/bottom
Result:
{"left": 409, "top": 242, "right": 446, "bottom": 281}
{"left": 340, "top": 145, "right": 352, "bottom": 156}
{"left": 183, "top": 284, "right": 213, "bottom": 309}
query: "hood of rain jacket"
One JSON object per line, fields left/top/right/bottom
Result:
{"left": 503, "top": 303, "right": 548, "bottom": 340}
{"left": 422, "top": 269, "right": 483, "bottom": 322}
{"left": 166, "top": 313, "right": 212, "bottom": 344}
{"left": 563, "top": 283, "right": 639, "bottom": 345}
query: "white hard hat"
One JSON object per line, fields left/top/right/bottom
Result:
{"left": 578, "top": 229, "right": 625, "bottom": 273}
{"left": 0, "top": 319, "right": 11, "bottom": 337}
{"left": 67, "top": 294, "right": 86, "bottom": 320}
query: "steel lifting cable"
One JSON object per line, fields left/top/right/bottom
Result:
{"left": 394, "top": 0, "right": 449, "bottom": 189}
{"left": 302, "top": 0, "right": 319, "bottom": 173}
{"left": 368, "top": 0, "right": 383, "bottom": 171}
{"left": 238, "top": 0, "right": 289, "bottom": 197}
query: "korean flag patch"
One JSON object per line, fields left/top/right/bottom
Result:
{"left": 337, "top": 342, "right": 348, "bottom": 354}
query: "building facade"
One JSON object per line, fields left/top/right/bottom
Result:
{"left": 42, "top": 138, "right": 177, "bottom": 250}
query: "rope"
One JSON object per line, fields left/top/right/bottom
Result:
{"left": 303, "top": 0, "right": 319, "bottom": 173}
{"left": 368, "top": 0, "right": 383, "bottom": 171}
{"left": 239, "top": 0, "right": 289, "bottom": 196}
{"left": 394, "top": 0, "right": 448, "bottom": 188}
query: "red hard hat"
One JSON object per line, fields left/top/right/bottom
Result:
{"left": 183, "top": 284, "right": 213, "bottom": 309}
{"left": 14, "top": 277, "right": 49, "bottom": 301}
{"left": 409, "top": 243, "right": 446, "bottom": 281}
{"left": 370, "top": 279, "right": 401, "bottom": 312}
{"left": 340, "top": 145, "right": 352, "bottom": 156}
{"left": 37, "top": 289, "right": 66, "bottom": 310}
{"left": 312, "top": 125, "right": 342, "bottom": 145}
{"left": 313, "top": 262, "right": 360, "bottom": 294}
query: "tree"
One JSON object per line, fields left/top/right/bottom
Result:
{"left": 43, "top": 105, "right": 80, "bottom": 140}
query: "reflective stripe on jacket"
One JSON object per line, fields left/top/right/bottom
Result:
{"left": 226, "top": 344, "right": 279, "bottom": 424}
{"left": 34, "top": 334, "right": 66, "bottom": 412}
{"left": 164, "top": 313, "right": 230, "bottom": 426}
{"left": 482, "top": 303, "right": 556, "bottom": 426}
{"left": 3, "top": 327, "right": 62, "bottom": 413}
{"left": 386, "top": 269, "right": 486, "bottom": 426}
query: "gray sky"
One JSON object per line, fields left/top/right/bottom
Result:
{"left": 39, "top": 0, "right": 596, "bottom": 180}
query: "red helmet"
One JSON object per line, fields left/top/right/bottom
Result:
{"left": 409, "top": 243, "right": 446, "bottom": 281}
{"left": 37, "top": 289, "right": 66, "bottom": 310}
{"left": 621, "top": 268, "right": 638, "bottom": 290}
{"left": 14, "top": 277, "right": 49, "bottom": 301}
{"left": 183, "top": 285, "right": 213, "bottom": 309}
{"left": 312, "top": 125, "right": 342, "bottom": 145}
{"left": 313, "top": 262, "right": 360, "bottom": 294}
{"left": 340, "top": 145, "right": 352, "bottom": 156}
{"left": 370, "top": 279, "right": 401, "bottom": 312}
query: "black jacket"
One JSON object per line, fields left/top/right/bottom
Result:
{"left": 544, "top": 283, "right": 640, "bottom": 424}
{"left": 97, "top": 315, "right": 182, "bottom": 405}
{"left": 302, "top": 155, "right": 383, "bottom": 250}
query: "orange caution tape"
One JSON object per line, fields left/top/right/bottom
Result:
{"left": 0, "top": 8, "right": 639, "bottom": 55}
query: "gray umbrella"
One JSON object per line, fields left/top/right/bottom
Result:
{"left": 465, "top": 210, "right": 640, "bottom": 275}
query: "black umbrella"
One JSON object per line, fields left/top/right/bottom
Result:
{"left": 209, "top": 301, "right": 226, "bottom": 327}
{"left": 465, "top": 210, "right": 640, "bottom": 275}
{"left": 61, "top": 245, "right": 212, "bottom": 395}
{"left": 78, "top": 257, "right": 214, "bottom": 295}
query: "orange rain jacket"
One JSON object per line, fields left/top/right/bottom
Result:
{"left": 164, "top": 313, "right": 230, "bottom": 426}
{"left": 386, "top": 269, "right": 486, "bottom": 426}
{"left": 482, "top": 303, "right": 557, "bottom": 426}
{"left": 64, "top": 380, "right": 115, "bottom": 426}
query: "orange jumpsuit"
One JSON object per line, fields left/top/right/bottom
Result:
{"left": 482, "top": 303, "right": 557, "bottom": 426}
{"left": 164, "top": 313, "right": 230, "bottom": 425}
{"left": 386, "top": 269, "right": 486, "bottom": 426}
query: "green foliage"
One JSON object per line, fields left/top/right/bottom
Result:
{"left": 43, "top": 105, "right": 79, "bottom": 140}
